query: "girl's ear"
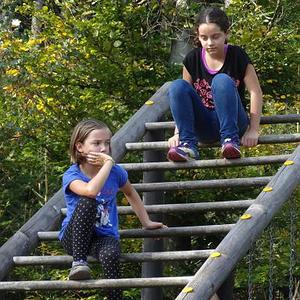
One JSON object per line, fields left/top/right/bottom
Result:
{"left": 75, "top": 142, "right": 83, "bottom": 153}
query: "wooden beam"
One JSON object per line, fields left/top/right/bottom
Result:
{"left": 120, "top": 154, "right": 289, "bottom": 171}
{"left": 111, "top": 82, "right": 171, "bottom": 162}
{"left": 144, "top": 114, "right": 300, "bottom": 130}
{"left": 132, "top": 176, "right": 271, "bottom": 192}
{"left": 0, "top": 190, "right": 65, "bottom": 281}
{"left": 117, "top": 200, "right": 254, "bottom": 214}
{"left": 13, "top": 250, "right": 213, "bottom": 266}
{"left": 61, "top": 199, "right": 254, "bottom": 216}
{"left": 125, "top": 133, "right": 300, "bottom": 151}
{"left": 175, "top": 145, "right": 300, "bottom": 300}
{"left": 37, "top": 224, "right": 234, "bottom": 241}
{"left": 0, "top": 276, "right": 193, "bottom": 291}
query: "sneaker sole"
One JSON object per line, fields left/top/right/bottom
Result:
{"left": 167, "top": 150, "right": 195, "bottom": 162}
{"left": 69, "top": 268, "right": 91, "bottom": 280}
{"left": 222, "top": 145, "right": 241, "bottom": 159}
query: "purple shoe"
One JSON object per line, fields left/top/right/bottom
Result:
{"left": 167, "top": 143, "right": 199, "bottom": 162}
{"left": 221, "top": 138, "right": 241, "bottom": 159}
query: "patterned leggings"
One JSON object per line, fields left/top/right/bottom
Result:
{"left": 61, "top": 197, "right": 123, "bottom": 300}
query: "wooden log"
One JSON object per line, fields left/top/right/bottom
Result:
{"left": 120, "top": 155, "right": 289, "bottom": 172}
{"left": 175, "top": 145, "right": 300, "bottom": 300}
{"left": 125, "top": 133, "right": 300, "bottom": 151}
{"left": 13, "top": 250, "right": 213, "bottom": 266}
{"left": 111, "top": 82, "right": 171, "bottom": 162}
{"left": 37, "top": 224, "right": 234, "bottom": 241}
{"left": 117, "top": 200, "right": 254, "bottom": 214}
{"left": 141, "top": 128, "right": 165, "bottom": 300}
{"left": 0, "top": 276, "right": 193, "bottom": 291}
{"left": 132, "top": 176, "right": 271, "bottom": 192}
{"left": 144, "top": 114, "right": 300, "bottom": 130}
{"left": 0, "top": 190, "right": 65, "bottom": 281}
{"left": 61, "top": 199, "right": 254, "bottom": 216}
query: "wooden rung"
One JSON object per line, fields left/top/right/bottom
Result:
{"left": 145, "top": 114, "right": 300, "bottom": 130}
{"left": 0, "top": 276, "right": 193, "bottom": 291}
{"left": 125, "top": 133, "right": 300, "bottom": 151}
{"left": 120, "top": 154, "right": 289, "bottom": 171}
{"left": 13, "top": 249, "right": 213, "bottom": 266}
{"left": 132, "top": 176, "right": 271, "bottom": 192}
{"left": 61, "top": 199, "right": 254, "bottom": 216}
{"left": 38, "top": 224, "right": 234, "bottom": 241}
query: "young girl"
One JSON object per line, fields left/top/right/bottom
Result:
{"left": 59, "top": 119, "right": 165, "bottom": 300}
{"left": 167, "top": 7, "right": 263, "bottom": 161}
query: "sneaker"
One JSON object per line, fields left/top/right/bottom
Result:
{"left": 221, "top": 138, "right": 241, "bottom": 159}
{"left": 69, "top": 261, "right": 91, "bottom": 280}
{"left": 167, "top": 142, "right": 199, "bottom": 162}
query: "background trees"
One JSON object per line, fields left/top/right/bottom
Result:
{"left": 0, "top": 0, "right": 298, "bottom": 299}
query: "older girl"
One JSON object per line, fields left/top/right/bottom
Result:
{"left": 167, "top": 7, "right": 263, "bottom": 161}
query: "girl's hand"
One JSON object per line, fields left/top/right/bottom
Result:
{"left": 168, "top": 134, "right": 180, "bottom": 148}
{"left": 86, "top": 152, "right": 115, "bottom": 166}
{"left": 143, "top": 221, "right": 167, "bottom": 230}
{"left": 241, "top": 128, "right": 259, "bottom": 147}
{"left": 144, "top": 222, "right": 167, "bottom": 230}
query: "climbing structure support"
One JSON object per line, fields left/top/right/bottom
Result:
{"left": 141, "top": 128, "right": 165, "bottom": 300}
{"left": 176, "top": 145, "right": 300, "bottom": 300}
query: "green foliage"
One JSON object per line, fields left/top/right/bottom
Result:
{"left": 0, "top": 0, "right": 299, "bottom": 299}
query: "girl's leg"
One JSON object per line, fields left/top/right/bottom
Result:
{"left": 61, "top": 197, "right": 97, "bottom": 279}
{"left": 91, "top": 236, "right": 122, "bottom": 300}
{"left": 211, "top": 73, "right": 249, "bottom": 158}
{"left": 211, "top": 73, "right": 249, "bottom": 143}
{"left": 168, "top": 79, "right": 219, "bottom": 161}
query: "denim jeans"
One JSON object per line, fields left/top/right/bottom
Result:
{"left": 168, "top": 74, "right": 249, "bottom": 150}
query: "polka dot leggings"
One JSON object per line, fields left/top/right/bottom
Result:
{"left": 61, "top": 197, "right": 123, "bottom": 300}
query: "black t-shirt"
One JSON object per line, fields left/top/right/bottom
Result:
{"left": 183, "top": 45, "right": 251, "bottom": 109}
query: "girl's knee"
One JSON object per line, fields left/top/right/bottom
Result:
{"left": 78, "top": 197, "right": 97, "bottom": 208}
{"left": 169, "top": 79, "right": 192, "bottom": 98}
{"left": 75, "top": 197, "right": 97, "bottom": 216}
{"left": 211, "top": 73, "right": 235, "bottom": 91}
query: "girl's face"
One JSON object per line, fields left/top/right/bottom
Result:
{"left": 198, "top": 22, "right": 227, "bottom": 55}
{"left": 76, "top": 128, "right": 111, "bottom": 156}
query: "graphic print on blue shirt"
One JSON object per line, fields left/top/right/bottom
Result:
{"left": 95, "top": 198, "right": 112, "bottom": 228}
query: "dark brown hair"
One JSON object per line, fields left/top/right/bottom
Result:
{"left": 69, "top": 119, "right": 112, "bottom": 163}
{"left": 193, "top": 7, "right": 230, "bottom": 47}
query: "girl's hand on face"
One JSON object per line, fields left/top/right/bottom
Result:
{"left": 168, "top": 134, "right": 180, "bottom": 148}
{"left": 86, "top": 152, "right": 115, "bottom": 166}
{"left": 143, "top": 221, "right": 167, "bottom": 230}
{"left": 241, "top": 128, "right": 259, "bottom": 147}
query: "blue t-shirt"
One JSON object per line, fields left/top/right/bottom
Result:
{"left": 58, "top": 163, "right": 128, "bottom": 241}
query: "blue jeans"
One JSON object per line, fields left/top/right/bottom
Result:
{"left": 168, "top": 74, "right": 249, "bottom": 150}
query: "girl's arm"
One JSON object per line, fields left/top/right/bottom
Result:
{"left": 183, "top": 66, "right": 193, "bottom": 83}
{"left": 242, "top": 64, "right": 263, "bottom": 147}
{"left": 69, "top": 154, "right": 114, "bottom": 198}
{"left": 168, "top": 66, "right": 193, "bottom": 148}
{"left": 120, "top": 180, "right": 165, "bottom": 229}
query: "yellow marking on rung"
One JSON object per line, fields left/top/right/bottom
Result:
{"left": 263, "top": 186, "right": 273, "bottom": 192}
{"left": 182, "top": 287, "right": 193, "bottom": 293}
{"left": 210, "top": 251, "right": 221, "bottom": 258}
{"left": 145, "top": 100, "right": 154, "bottom": 105}
{"left": 240, "top": 213, "right": 252, "bottom": 220}
{"left": 284, "top": 160, "right": 294, "bottom": 166}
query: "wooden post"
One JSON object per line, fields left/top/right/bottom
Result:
{"left": 141, "top": 129, "right": 165, "bottom": 300}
